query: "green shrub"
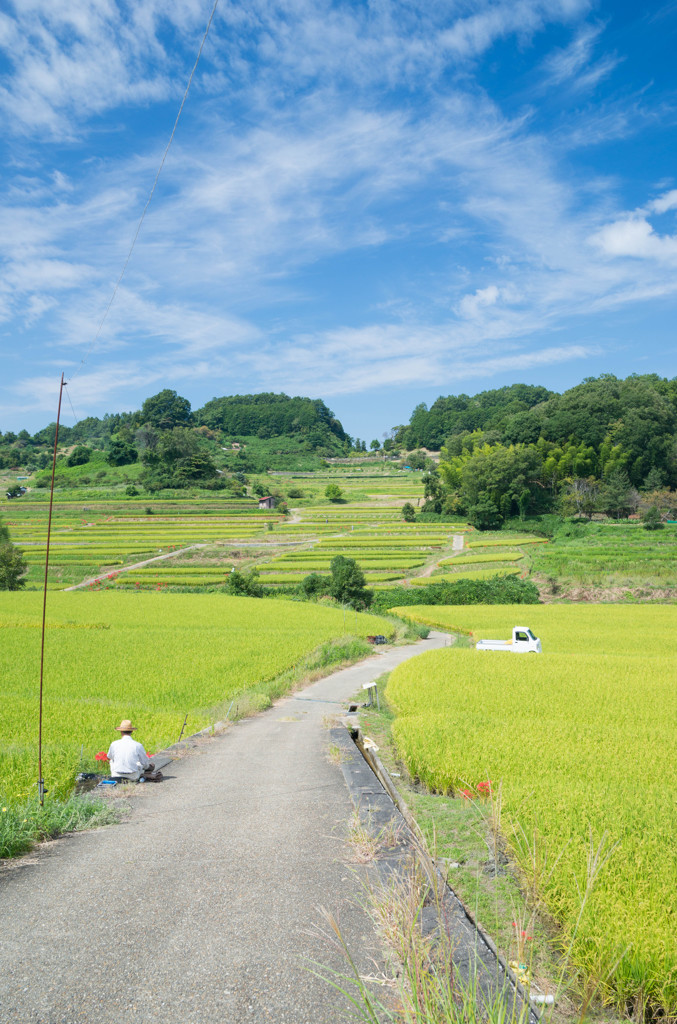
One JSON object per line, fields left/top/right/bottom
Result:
{"left": 372, "top": 573, "right": 539, "bottom": 611}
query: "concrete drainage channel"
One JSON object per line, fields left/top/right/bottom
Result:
{"left": 332, "top": 718, "right": 542, "bottom": 1024}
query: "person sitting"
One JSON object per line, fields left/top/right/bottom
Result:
{"left": 107, "top": 719, "right": 154, "bottom": 782}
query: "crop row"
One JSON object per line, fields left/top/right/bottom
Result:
{"left": 466, "top": 536, "right": 546, "bottom": 548}
{"left": 257, "top": 570, "right": 404, "bottom": 583}
{"left": 408, "top": 568, "right": 521, "bottom": 584}
{"left": 259, "top": 561, "right": 424, "bottom": 573}
{"left": 114, "top": 577, "right": 229, "bottom": 587}
{"left": 438, "top": 552, "right": 523, "bottom": 565}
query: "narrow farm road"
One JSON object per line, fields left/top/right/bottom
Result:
{"left": 63, "top": 543, "right": 208, "bottom": 590}
{"left": 418, "top": 532, "right": 466, "bottom": 578}
{"left": 0, "top": 633, "right": 449, "bottom": 1024}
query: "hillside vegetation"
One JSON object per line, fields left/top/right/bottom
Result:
{"left": 395, "top": 374, "right": 677, "bottom": 526}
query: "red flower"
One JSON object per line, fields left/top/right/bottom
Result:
{"left": 95, "top": 752, "right": 109, "bottom": 761}
{"left": 460, "top": 788, "right": 473, "bottom": 800}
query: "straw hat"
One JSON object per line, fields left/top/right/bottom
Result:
{"left": 115, "top": 719, "right": 137, "bottom": 732}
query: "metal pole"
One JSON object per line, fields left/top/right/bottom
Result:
{"left": 38, "top": 373, "right": 65, "bottom": 807}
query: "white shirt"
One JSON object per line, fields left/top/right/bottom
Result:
{"left": 107, "top": 735, "right": 150, "bottom": 776}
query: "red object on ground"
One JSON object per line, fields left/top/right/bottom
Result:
{"left": 94, "top": 752, "right": 109, "bottom": 761}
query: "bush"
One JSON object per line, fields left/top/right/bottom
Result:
{"left": 325, "top": 483, "right": 343, "bottom": 502}
{"left": 224, "top": 568, "right": 264, "bottom": 597}
{"left": 467, "top": 491, "right": 502, "bottom": 530}
{"left": 401, "top": 502, "right": 416, "bottom": 522}
{"left": 642, "top": 506, "right": 663, "bottom": 531}
{"left": 67, "top": 445, "right": 91, "bottom": 467}
{"left": 329, "top": 555, "right": 372, "bottom": 608}
{"left": 0, "top": 543, "right": 28, "bottom": 590}
{"left": 301, "top": 572, "right": 331, "bottom": 597}
{"left": 372, "top": 573, "right": 539, "bottom": 612}
{"left": 125, "top": 485, "right": 139, "bottom": 497}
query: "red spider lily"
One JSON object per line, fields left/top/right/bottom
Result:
{"left": 460, "top": 788, "right": 473, "bottom": 800}
{"left": 477, "top": 780, "right": 492, "bottom": 794}
{"left": 95, "top": 752, "right": 109, "bottom": 761}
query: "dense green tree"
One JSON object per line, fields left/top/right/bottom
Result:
{"left": 642, "top": 466, "right": 664, "bottom": 492}
{"left": 66, "top": 445, "right": 91, "bottom": 467}
{"left": 224, "top": 568, "right": 263, "bottom": 597}
{"left": 642, "top": 506, "right": 663, "bottom": 530}
{"left": 140, "top": 427, "right": 216, "bottom": 489}
{"left": 329, "top": 556, "right": 372, "bottom": 608}
{"left": 301, "top": 572, "right": 331, "bottom": 597}
{"left": 107, "top": 439, "right": 138, "bottom": 466}
{"left": 401, "top": 502, "right": 416, "bottom": 522}
{"left": 597, "top": 469, "right": 637, "bottom": 519}
{"left": 0, "top": 543, "right": 27, "bottom": 590}
{"left": 195, "top": 393, "right": 347, "bottom": 450}
{"left": 325, "top": 483, "right": 343, "bottom": 502}
{"left": 370, "top": 439, "right": 381, "bottom": 450}
{"left": 467, "top": 491, "right": 502, "bottom": 530}
{"left": 141, "top": 390, "right": 192, "bottom": 430}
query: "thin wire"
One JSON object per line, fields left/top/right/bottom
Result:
{"left": 69, "top": 0, "right": 220, "bottom": 384}
{"left": 65, "top": 385, "right": 78, "bottom": 426}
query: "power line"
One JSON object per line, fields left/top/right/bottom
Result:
{"left": 69, "top": 0, "right": 220, "bottom": 385}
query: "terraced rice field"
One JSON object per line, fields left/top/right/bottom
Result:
{"left": 0, "top": 592, "right": 392, "bottom": 811}
{"left": 529, "top": 521, "right": 677, "bottom": 591}
{"left": 408, "top": 567, "right": 521, "bottom": 584}
{"left": 467, "top": 536, "right": 547, "bottom": 548}
{"left": 5, "top": 499, "right": 282, "bottom": 589}
{"left": 438, "top": 552, "right": 523, "bottom": 565}
{"left": 257, "top": 526, "right": 466, "bottom": 582}
{"left": 385, "top": 604, "right": 677, "bottom": 1015}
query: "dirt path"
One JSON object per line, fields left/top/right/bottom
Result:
{"left": 0, "top": 635, "right": 449, "bottom": 1024}
{"left": 417, "top": 532, "right": 465, "bottom": 578}
{"left": 63, "top": 543, "right": 208, "bottom": 590}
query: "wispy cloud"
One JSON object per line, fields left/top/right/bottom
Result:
{"left": 541, "top": 22, "right": 621, "bottom": 92}
{"left": 0, "top": 1, "right": 674, "bottom": 429}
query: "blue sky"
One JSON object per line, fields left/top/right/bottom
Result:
{"left": 1, "top": 0, "right": 676, "bottom": 441}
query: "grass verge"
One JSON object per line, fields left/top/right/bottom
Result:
{"left": 354, "top": 672, "right": 625, "bottom": 1024}
{"left": 0, "top": 795, "right": 124, "bottom": 859}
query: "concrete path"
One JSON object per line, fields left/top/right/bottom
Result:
{"left": 0, "top": 635, "right": 448, "bottom": 1024}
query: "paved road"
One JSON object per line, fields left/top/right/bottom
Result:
{"left": 0, "top": 635, "right": 448, "bottom": 1024}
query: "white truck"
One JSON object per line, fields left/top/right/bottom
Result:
{"left": 476, "top": 626, "right": 542, "bottom": 653}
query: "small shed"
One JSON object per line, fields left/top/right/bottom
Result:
{"left": 258, "top": 496, "right": 275, "bottom": 509}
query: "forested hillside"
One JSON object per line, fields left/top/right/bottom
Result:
{"left": 397, "top": 375, "right": 677, "bottom": 526}
{"left": 0, "top": 390, "right": 351, "bottom": 487}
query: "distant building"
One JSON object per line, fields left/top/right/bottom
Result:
{"left": 258, "top": 496, "right": 275, "bottom": 509}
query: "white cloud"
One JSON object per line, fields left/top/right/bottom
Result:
{"left": 541, "top": 22, "right": 620, "bottom": 92}
{"left": 1, "top": 0, "right": 676, "bottom": 430}
{"left": 458, "top": 285, "right": 501, "bottom": 319}
{"left": 591, "top": 189, "right": 677, "bottom": 261}
{"left": 649, "top": 189, "right": 677, "bottom": 215}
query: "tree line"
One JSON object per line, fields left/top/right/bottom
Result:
{"left": 0, "top": 390, "right": 352, "bottom": 490}
{"left": 394, "top": 374, "right": 677, "bottom": 526}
